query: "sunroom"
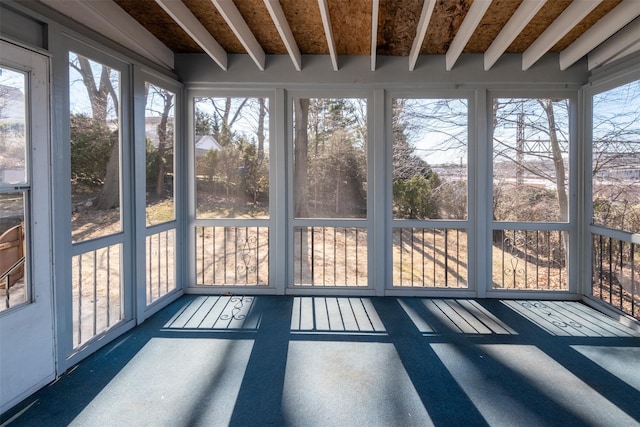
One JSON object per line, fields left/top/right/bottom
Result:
{"left": 1, "top": 0, "right": 639, "bottom": 422}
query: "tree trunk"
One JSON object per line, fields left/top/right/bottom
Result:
{"left": 294, "top": 99, "right": 310, "bottom": 282}
{"left": 155, "top": 91, "right": 174, "bottom": 196}
{"left": 257, "top": 97, "right": 265, "bottom": 161}
{"left": 541, "top": 99, "right": 570, "bottom": 266}
{"left": 294, "top": 98, "right": 310, "bottom": 218}
{"left": 96, "top": 141, "right": 120, "bottom": 210}
{"left": 73, "top": 56, "right": 121, "bottom": 210}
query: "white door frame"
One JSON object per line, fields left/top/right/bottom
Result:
{"left": 0, "top": 38, "right": 54, "bottom": 414}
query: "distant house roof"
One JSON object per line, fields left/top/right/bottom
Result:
{"left": 0, "top": 84, "right": 25, "bottom": 121}
{"left": 195, "top": 135, "right": 222, "bottom": 156}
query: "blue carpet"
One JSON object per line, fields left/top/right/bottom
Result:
{"left": 2, "top": 296, "right": 639, "bottom": 426}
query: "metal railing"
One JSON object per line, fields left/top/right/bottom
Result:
{"left": 1, "top": 256, "right": 26, "bottom": 311}
{"left": 592, "top": 233, "right": 639, "bottom": 320}
{"left": 72, "top": 244, "right": 123, "bottom": 348}
{"left": 393, "top": 227, "right": 468, "bottom": 288}
{"left": 492, "top": 229, "right": 567, "bottom": 290}
{"left": 293, "top": 227, "right": 367, "bottom": 286}
{"left": 195, "top": 226, "right": 269, "bottom": 286}
{"left": 146, "top": 229, "right": 176, "bottom": 304}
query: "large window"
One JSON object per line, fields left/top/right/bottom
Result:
{"left": 592, "top": 80, "right": 640, "bottom": 234}
{"left": 492, "top": 98, "right": 570, "bottom": 291}
{"left": 292, "top": 97, "right": 368, "bottom": 286}
{"left": 69, "top": 52, "right": 124, "bottom": 347}
{"left": 145, "top": 82, "right": 176, "bottom": 304}
{"left": 69, "top": 52, "right": 122, "bottom": 242}
{"left": 0, "top": 66, "right": 28, "bottom": 310}
{"left": 391, "top": 98, "right": 468, "bottom": 288}
{"left": 194, "top": 97, "right": 269, "bottom": 219}
{"left": 194, "top": 96, "right": 270, "bottom": 286}
{"left": 591, "top": 79, "right": 640, "bottom": 319}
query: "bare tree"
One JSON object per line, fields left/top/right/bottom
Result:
{"left": 70, "top": 54, "right": 120, "bottom": 210}
{"left": 293, "top": 98, "right": 309, "bottom": 218}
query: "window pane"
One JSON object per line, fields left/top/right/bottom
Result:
{"left": 0, "top": 66, "right": 27, "bottom": 184}
{"left": 293, "top": 98, "right": 367, "bottom": 219}
{"left": 392, "top": 98, "right": 467, "bottom": 220}
{"left": 592, "top": 80, "right": 640, "bottom": 234}
{"left": 493, "top": 98, "right": 570, "bottom": 223}
{"left": 0, "top": 192, "right": 27, "bottom": 311}
{"left": 69, "top": 52, "right": 121, "bottom": 242}
{"left": 194, "top": 97, "right": 269, "bottom": 219}
{"left": 145, "top": 83, "right": 175, "bottom": 226}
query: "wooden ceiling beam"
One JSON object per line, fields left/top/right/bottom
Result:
{"left": 522, "top": 0, "right": 602, "bottom": 71}
{"left": 560, "top": 0, "right": 640, "bottom": 70}
{"left": 154, "top": 0, "right": 227, "bottom": 70}
{"left": 42, "top": 0, "right": 174, "bottom": 69}
{"left": 445, "top": 0, "right": 492, "bottom": 71}
{"left": 371, "top": 0, "right": 379, "bottom": 71}
{"left": 484, "top": 0, "right": 547, "bottom": 71}
{"left": 318, "top": 0, "right": 338, "bottom": 71}
{"left": 588, "top": 16, "right": 640, "bottom": 70}
{"left": 408, "top": 0, "right": 437, "bottom": 71}
{"left": 212, "top": 0, "right": 265, "bottom": 71}
{"left": 264, "top": 0, "right": 301, "bottom": 71}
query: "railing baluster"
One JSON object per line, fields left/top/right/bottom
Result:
{"left": 344, "top": 228, "right": 348, "bottom": 285}
{"left": 631, "top": 243, "right": 636, "bottom": 317}
{"left": 456, "top": 229, "right": 460, "bottom": 287}
{"left": 432, "top": 229, "right": 436, "bottom": 287}
{"left": 619, "top": 239, "right": 625, "bottom": 311}
{"left": 333, "top": 228, "right": 337, "bottom": 285}
{"left": 608, "top": 237, "right": 614, "bottom": 304}
{"left": 501, "top": 230, "right": 505, "bottom": 288}
{"left": 444, "top": 229, "right": 449, "bottom": 288}
{"left": 322, "top": 227, "right": 326, "bottom": 285}
{"left": 599, "top": 235, "right": 604, "bottom": 299}
{"left": 93, "top": 250, "right": 97, "bottom": 336}
{"left": 77, "top": 255, "right": 83, "bottom": 346}
{"left": 355, "top": 228, "right": 359, "bottom": 286}
{"left": 4, "top": 276, "right": 9, "bottom": 309}
{"left": 311, "top": 227, "right": 315, "bottom": 285}
{"left": 106, "top": 246, "right": 111, "bottom": 326}
{"left": 523, "top": 230, "right": 528, "bottom": 288}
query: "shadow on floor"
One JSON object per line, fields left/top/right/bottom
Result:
{"left": 2, "top": 296, "right": 640, "bottom": 426}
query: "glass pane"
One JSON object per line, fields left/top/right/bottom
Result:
{"left": 194, "top": 97, "right": 269, "bottom": 219}
{"left": 293, "top": 98, "right": 367, "bottom": 219}
{"left": 592, "top": 80, "right": 640, "bottom": 234}
{"left": 145, "top": 83, "right": 175, "bottom": 226}
{"left": 0, "top": 66, "right": 27, "bottom": 184}
{"left": 493, "top": 98, "right": 570, "bottom": 223}
{"left": 0, "top": 192, "right": 27, "bottom": 311}
{"left": 69, "top": 52, "right": 121, "bottom": 242}
{"left": 392, "top": 98, "right": 468, "bottom": 220}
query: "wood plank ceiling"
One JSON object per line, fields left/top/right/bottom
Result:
{"left": 42, "top": 0, "right": 640, "bottom": 72}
